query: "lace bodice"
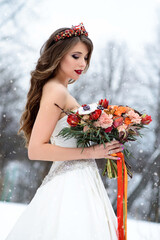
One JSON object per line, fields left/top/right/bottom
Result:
{"left": 40, "top": 113, "right": 98, "bottom": 188}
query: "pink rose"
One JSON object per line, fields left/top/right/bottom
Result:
{"left": 127, "top": 110, "right": 141, "bottom": 124}
{"left": 94, "top": 113, "right": 113, "bottom": 129}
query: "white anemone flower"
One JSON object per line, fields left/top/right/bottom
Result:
{"left": 78, "top": 103, "right": 98, "bottom": 115}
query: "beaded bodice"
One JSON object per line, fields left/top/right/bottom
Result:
{"left": 39, "top": 114, "right": 98, "bottom": 188}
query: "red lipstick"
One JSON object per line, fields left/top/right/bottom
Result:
{"left": 75, "top": 70, "right": 83, "bottom": 75}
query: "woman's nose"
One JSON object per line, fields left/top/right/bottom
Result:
{"left": 80, "top": 58, "right": 86, "bottom": 68}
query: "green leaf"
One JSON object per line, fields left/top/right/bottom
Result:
{"left": 103, "top": 131, "right": 111, "bottom": 142}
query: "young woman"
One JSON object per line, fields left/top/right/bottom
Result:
{"left": 6, "top": 23, "right": 123, "bottom": 240}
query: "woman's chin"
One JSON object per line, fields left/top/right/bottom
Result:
{"left": 74, "top": 75, "right": 80, "bottom": 80}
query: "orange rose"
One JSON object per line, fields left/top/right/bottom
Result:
{"left": 124, "top": 117, "right": 132, "bottom": 125}
{"left": 114, "top": 106, "right": 128, "bottom": 116}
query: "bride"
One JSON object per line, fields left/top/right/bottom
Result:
{"left": 6, "top": 23, "right": 123, "bottom": 240}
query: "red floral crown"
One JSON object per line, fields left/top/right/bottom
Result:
{"left": 54, "top": 22, "right": 88, "bottom": 42}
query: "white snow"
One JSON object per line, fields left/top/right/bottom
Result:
{"left": 0, "top": 201, "right": 159, "bottom": 240}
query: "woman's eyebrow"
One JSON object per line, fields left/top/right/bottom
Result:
{"left": 72, "top": 51, "right": 82, "bottom": 54}
{"left": 72, "top": 51, "right": 88, "bottom": 55}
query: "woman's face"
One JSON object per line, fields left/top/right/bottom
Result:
{"left": 58, "top": 41, "right": 89, "bottom": 82}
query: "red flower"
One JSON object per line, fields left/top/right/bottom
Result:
{"left": 141, "top": 115, "right": 152, "bottom": 125}
{"left": 104, "top": 126, "right": 113, "bottom": 133}
{"left": 89, "top": 109, "right": 102, "bottom": 120}
{"left": 98, "top": 99, "right": 109, "bottom": 108}
{"left": 113, "top": 117, "right": 124, "bottom": 128}
{"left": 67, "top": 114, "right": 80, "bottom": 127}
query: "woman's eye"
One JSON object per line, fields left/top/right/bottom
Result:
{"left": 72, "top": 55, "right": 79, "bottom": 59}
{"left": 72, "top": 55, "right": 88, "bottom": 61}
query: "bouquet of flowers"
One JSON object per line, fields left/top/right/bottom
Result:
{"left": 55, "top": 99, "right": 152, "bottom": 179}
{"left": 55, "top": 99, "right": 152, "bottom": 240}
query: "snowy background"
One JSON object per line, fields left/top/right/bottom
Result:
{"left": 0, "top": 0, "right": 160, "bottom": 238}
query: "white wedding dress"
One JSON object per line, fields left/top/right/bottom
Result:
{"left": 5, "top": 114, "right": 118, "bottom": 240}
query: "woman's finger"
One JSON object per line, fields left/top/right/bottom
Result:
{"left": 105, "top": 155, "right": 121, "bottom": 160}
{"left": 108, "top": 148, "right": 123, "bottom": 155}
{"left": 106, "top": 141, "right": 122, "bottom": 148}
{"left": 106, "top": 145, "right": 123, "bottom": 153}
{"left": 109, "top": 144, "right": 123, "bottom": 150}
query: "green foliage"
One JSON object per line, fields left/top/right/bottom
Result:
{"left": 57, "top": 126, "right": 114, "bottom": 148}
{"left": 56, "top": 123, "right": 145, "bottom": 179}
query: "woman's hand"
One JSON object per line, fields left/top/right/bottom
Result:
{"left": 89, "top": 140, "right": 123, "bottom": 160}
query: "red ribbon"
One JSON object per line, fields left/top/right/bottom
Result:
{"left": 116, "top": 152, "right": 128, "bottom": 240}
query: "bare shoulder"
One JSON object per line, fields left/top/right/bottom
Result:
{"left": 43, "top": 80, "right": 67, "bottom": 92}
{"left": 42, "top": 80, "right": 67, "bottom": 99}
{"left": 40, "top": 80, "right": 67, "bottom": 109}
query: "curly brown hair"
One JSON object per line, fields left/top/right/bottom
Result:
{"left": 18, "top": 27, "right": 93, "bottom": 148}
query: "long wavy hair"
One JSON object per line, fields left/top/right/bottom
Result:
{"left": 18, "top": 27, "right": 93, "bottom": 147}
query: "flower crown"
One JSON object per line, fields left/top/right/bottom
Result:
{"left": 54, "top": 22, "right": 88, "bottom": 42}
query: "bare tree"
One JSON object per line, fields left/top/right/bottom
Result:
{"left": 118, "top": 26, "right": 160, "bottom": 222}
{"left": 0, "top": 0, "right": 53, "bottom": 203}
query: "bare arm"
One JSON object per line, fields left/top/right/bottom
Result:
{"left": 29, "top": 143, "right": 90, "bottom": 162}
{"left": 29, "top": 141, "right": 123, "bottom": 162}
{"left": 28, "top": 82, "right": 123, "bottom": 162}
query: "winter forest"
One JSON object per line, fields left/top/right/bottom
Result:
{"left": 0, "top": 0, "right": 159, "bottom": 232}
